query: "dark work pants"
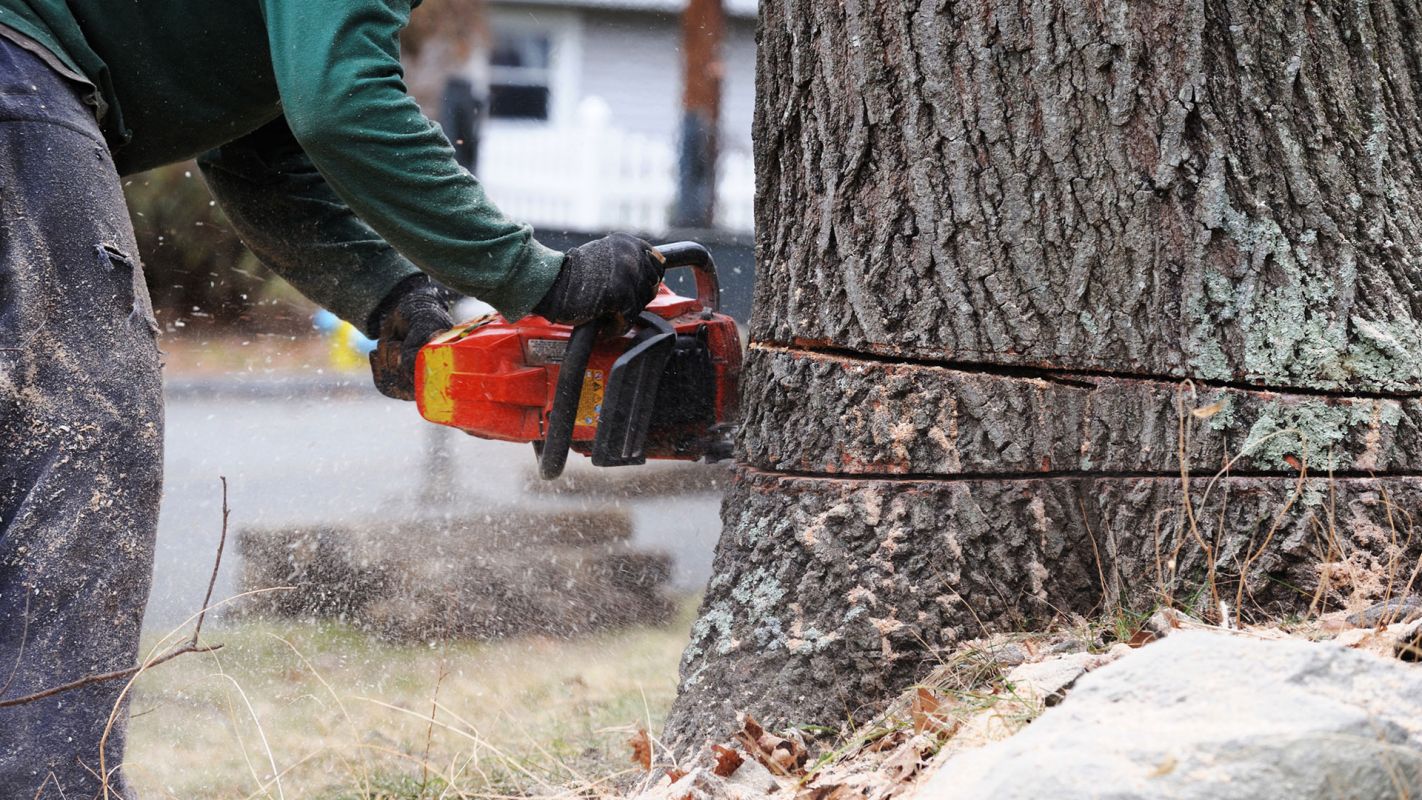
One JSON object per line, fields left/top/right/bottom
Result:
{"left": 0, "top": 38, "right": 162, "bottom": 798}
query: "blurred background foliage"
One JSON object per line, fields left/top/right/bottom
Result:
{"left": 124, "top": 164, "right": 312, "bottom": 333}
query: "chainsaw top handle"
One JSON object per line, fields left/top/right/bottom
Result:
{"left": 537, "top": 240, "right": 719, "bottom": 480}
{"left": 654, "top": 241, "right": 720, "bottom": 312}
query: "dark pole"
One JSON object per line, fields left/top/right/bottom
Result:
{"left": 440, "top": 77, "right": 484, "bottom": 175}
{"left": 672, "top": 0, "right": 724, "bottom": 229}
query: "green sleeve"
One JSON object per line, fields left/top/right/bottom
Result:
{"left": 197, "top": 117, "right": 421, "bottom": 336}
{"left": 259, "top": 0, "right": 564, "bottom": 321}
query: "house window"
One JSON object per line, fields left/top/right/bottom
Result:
{"left": 489, "top": 30, "right": 553, "bottom": 121}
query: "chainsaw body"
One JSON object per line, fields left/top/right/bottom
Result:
{"left": 415, "top": 242, "right": 741, "bottom": 478}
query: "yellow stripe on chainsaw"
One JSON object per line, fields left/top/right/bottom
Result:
{"left": 421, "top": 347, "right": 457, "bottom": 424}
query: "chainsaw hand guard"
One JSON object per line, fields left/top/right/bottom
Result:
{"left": 592, "top": 313, "right": 678, "bottom": 467}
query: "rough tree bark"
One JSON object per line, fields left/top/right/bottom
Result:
{"left": 665, "top": 0, "right": 1422, "bottom": 748}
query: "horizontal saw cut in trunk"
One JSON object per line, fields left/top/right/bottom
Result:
{"left": 665, "top": 0, "right": 1422, "bottom": 749}
{"left": 740, "top": 346, "right": 1422, "bottom": 476}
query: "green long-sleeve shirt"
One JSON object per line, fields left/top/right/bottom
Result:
{"left": 0, "top": 0, "right": 564, "bottom": 333}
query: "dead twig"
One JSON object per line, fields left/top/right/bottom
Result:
{"left": 422, "top": 607, "right": 453, "bottom": 793}
{"left": 1, "top": 478, "right": 234, "bottom": 710}
{"left": 0, "top": 641, "right": 223, "bottom": 711}
{"left": 98, "top": 476, "right": 237, "bottom": 798}
{"left": 193, "top": 475, "right": 231, "bottom": 644}
{"left": 1234, "top": 444, "right": 1309, "bottom": 626}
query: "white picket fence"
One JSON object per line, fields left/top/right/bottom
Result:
{"left": 478, "top": 98, "right": 755, "bottom": 235}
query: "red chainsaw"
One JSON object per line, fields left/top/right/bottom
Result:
{"left": 414, "top": 242, "right": 742, "bottom": 479}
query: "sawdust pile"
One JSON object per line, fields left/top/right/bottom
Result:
{"left": 234, "top": 509, "right": 675, "bottom": 641}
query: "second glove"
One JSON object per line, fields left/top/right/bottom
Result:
{"left": 532, "top": 233, "right": 665, "bottom": 326}
{"left": 369, "top": 275, "right": 455, "bottom": 401}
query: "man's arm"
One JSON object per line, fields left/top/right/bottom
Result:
{"left": 258, "top": 0, "right": 564, "bottom": 322}
{"left": 197, "top": 116, "right": 422, "bottom": 336}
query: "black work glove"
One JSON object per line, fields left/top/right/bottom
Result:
{"left": 369, "top": 275, "right": 455, "bottom": 401}
{"left": 532, "top": 233, "right": 666, "bottom": 326}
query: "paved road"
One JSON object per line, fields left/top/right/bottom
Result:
{"left": 149, "top": 376, "right": 723, "bottom": 631}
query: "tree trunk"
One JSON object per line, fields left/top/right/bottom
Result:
{"left": 665, "top": 0, "right": 1422, "bottom": 749}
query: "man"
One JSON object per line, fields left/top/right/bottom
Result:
{"left": 0, "top": 0, "right": 665, "bottom": 795}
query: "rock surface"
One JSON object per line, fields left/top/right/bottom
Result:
{"left": 1003, "top": 651, "right": 1100, "bottom": 707}
{"left": 922, "top": 631, "right": 1422, "bottom": 799}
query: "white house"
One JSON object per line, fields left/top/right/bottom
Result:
{"left": 476, "top": 0, "right": 758, "bottom": 235}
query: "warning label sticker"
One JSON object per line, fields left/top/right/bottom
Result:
{"left": 525, "top": 338, "right": 568, "bottom": 365}
{"left": 577, "top": 369, "right": 605, "bottom": 427}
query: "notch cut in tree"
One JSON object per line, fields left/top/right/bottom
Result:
{"left": 673, "top": 0, "right": 725, "bottom": 228}
{"left": 664, "top": 0, "right": 1422, "bottom": 749}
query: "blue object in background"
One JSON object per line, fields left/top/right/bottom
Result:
{"left": 312, "top": 308, "right": 341, "bottom": 333}
{"left": 313, "top": 309, "right": 377, "bottom": 372}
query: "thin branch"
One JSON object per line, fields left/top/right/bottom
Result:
{"left": 0, "top": 476, "right": 232, "bottom": 709}
{"left": 0, "top": 641, "right": 224, "bottom": 709}
{"left": 193, "top": 476, "right": 230, "bottom": 645}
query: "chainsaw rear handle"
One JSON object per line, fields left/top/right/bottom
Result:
{"left": 537, "top": 241, "right": 719, "bottom": 480}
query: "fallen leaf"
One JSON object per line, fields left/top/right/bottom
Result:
{"left": 799, "top": 784, "right": 854, "bottom": 800}
{"left": 882, "top": 735, "right": 936, "bottom": 784}
{"left": 1127, "top": 629, "right": 1157, "bottom": 648}
{"left": 864, "top": 730, "right": 907, "bottom": 753}
{"left": 1284, "top": 454, "right": 1304, "bottom": 471}
{"left": 910, "top": 687, "right": 966, "bottom": 738}
{"left": 629, "top": 729, "right": 652, "bottom": 771}
{"left": 711, "top": 744, "right": 744, "bottom": 777}
{"left": 666, "top": 768, "right": 688, "bottom": 783}
{"left": 735, "top": 713, "right": 809, "bottom": 776}
{"left": 910, "top": 687, "right": 940, "bottom": 733}
{"left": 909, "top": 687, "right": 959, "bottom": 739}
{"left": 740, "top": 712, "right": 765, "bottom": 742}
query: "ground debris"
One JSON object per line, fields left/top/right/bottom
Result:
{"left": 631, "top": 599, "right": 1422, "bottom": 800}
{"left": 735, "top": 713, "right": 808, "bottom": 776}
{"left": 633, "top": 628, "right": 1130, "bottom": 800}
{"left": 631, "top": 729, "right": 655, "bottom": 771}
{"left": 710, "top": 744, "right": 744, "bottom": 778}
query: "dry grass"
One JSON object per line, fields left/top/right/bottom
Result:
{"left": 124, "top": 600, "right": 696, "bottom": 799}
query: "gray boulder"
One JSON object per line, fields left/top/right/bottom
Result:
{"left": 922, "top": 631, "right": 1422, "bottom": 799}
